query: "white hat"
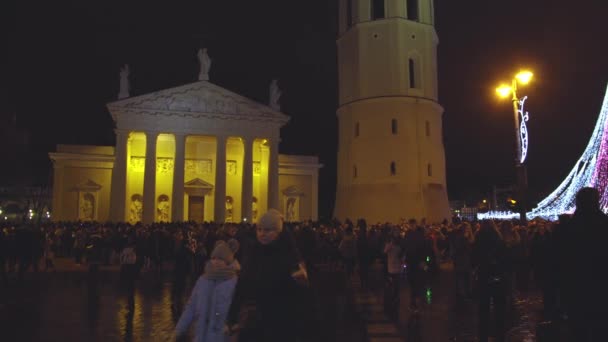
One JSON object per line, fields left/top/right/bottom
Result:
{"left": 258, "top": 209, "right": 284, "bottom": 232}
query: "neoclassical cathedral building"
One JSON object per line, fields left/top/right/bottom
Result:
{"left": 50, "top": 63, "right": 321, "bottom": 224}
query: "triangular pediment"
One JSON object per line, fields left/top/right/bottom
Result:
{"left": 185, "top": 178, "right": 214, "bottom": 189}
{"left": 73, "top": 179, "right": 102, "bottom": 191}
{"left": 107, "top": 81, "right": 289, "bottom": 124}
{"left": 282, "top": 185, "right": 305, "bottom": 196}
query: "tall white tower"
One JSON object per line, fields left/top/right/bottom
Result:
{"left": 334, "top": 0, "right": 449, "bottom": 223}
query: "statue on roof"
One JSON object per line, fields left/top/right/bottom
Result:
{"left": 269, "top": 79, "right": 281, "bottom": 111}
{"left": 197, "top": 48, "right": 212, "bottom": 81}
{"left": 118, "top": 64, "right": 130, "bottom": 99}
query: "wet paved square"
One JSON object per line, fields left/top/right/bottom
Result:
{"left": 0, "top": 259, "right": 545, "bottom": 341}
{"left": 0, "top": 260, "right": 365, "bottom": 342}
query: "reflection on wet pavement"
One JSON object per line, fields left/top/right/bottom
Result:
{"left": 0, "top": 260, "right": 550, "bottom": 342}
{"left": 0, "top": 267, "right": 366, "bottom": 342}
{"left": 351, "top": 262, "right": 545, "bottom": 342}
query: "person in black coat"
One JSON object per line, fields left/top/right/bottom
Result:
{"left": 225, "top": 209, "right": 309, "bottom": 342}
{"left": 472, "top": 220, "right": 508, "bottom": 342}
{"left": 557, "top": 187, "right": 608, "bottom": 341}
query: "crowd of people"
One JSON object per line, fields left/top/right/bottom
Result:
{"left": 0, "top": 187, "right": 606, "bottom": 341}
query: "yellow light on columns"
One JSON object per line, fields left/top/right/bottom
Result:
{"left": 515, "top": 70, "right": 533, "bottom": 85}
{"left": 496, "top": 84, "right": 512, "bottom": 98}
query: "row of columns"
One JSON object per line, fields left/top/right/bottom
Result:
{"left": 109, "top": 130, "right": 279, "bottom": 224}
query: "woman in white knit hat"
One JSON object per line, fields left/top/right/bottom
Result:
{"left": 174, "top": 241, "right": 239, "bottom": 342}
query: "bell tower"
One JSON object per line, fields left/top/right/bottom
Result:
{"left": 334, "top": 0, "right": 449, "bottom": 223}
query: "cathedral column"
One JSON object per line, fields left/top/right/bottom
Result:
{"left": 171, "top": 133, "right": 186, "bottom": 222}
{"left": 142, "top": 131, "right": 159, "bottom": 224}
{"left": 110, "top": 130, "right": 129, "bottom": 222}
{"left": 268, "top": 138, "right": 280, "bottom": 210}
{"left": 214, "top": 135, "right": 227, "bottom": 223}
{"left": 241, "top": 137, "right": 254, "bottom": 222}
{"left": 312, "top": 171, "right": 319, "bottom": 221}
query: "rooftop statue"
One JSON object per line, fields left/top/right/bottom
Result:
{"left": 118, "top": 64, "right": 130, "bottom": 99}
{"left": 269, "top": 79, "right": 281, "bottom": 111}
{"left": 197, "top": 48, "right": 212, "bottom": 81}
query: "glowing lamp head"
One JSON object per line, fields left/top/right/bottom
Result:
{"left": 496, "top": 84, "right": 512, "bottom": 98}
{"left": 515, "top": 70, "right": 533, "bottom": 85}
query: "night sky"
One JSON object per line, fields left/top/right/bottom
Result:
{"left": 3, "top": 0, "right": 608, "bottom": 218}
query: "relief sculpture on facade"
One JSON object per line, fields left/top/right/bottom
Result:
{"left": 227, "top": 160, "right": 237, "bottom": 175}
{"left": 156, "top": 158, "right": 174, "bottom": 174}
{"left": 130, "top": 194, "right": 143, "bottom": 223}
{"left": 225, "top": 196, "right": 234, "bottom": 222}
{"left": 79, "top": 193, "right": 95, "bottom": 221}
{"left": 157, "top": 194, "right": 170, "bottom": 222}
{"left": 130, "top": 156, "right": 145, "bottom": 172}
{"left": 185, "top": 159, "right": 212, "bottom": 175}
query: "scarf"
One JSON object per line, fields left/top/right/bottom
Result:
{"left": 203, "top": 260, "right": 237, "bottom": 281}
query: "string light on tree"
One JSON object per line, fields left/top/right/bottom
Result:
{"left": 480, "top": 84, "right": 608, "bottom": 220}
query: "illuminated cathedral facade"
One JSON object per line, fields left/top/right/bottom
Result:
{"left": 50, "top": 81, "right": 321, "bottom": 224}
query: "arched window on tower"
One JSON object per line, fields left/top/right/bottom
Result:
{"left": 355, "top": 122, "right": 360, "bottom": 137}
{"left": 347, "top": 0, "right": 353, "bottom": 28}
{"left": 427, "top": 163, "right": 432, "bottom": 177}
{"left": 391, "top": 119, "right": 398, "bottom": 134}
{"left": 409, "top": 58, "right": 417, "bottom": 88}
{"left": 390, "top": 161, "right": 396, "bottom": 175}
{"left": 407, "top": 0, "right": 419, "bottom": 21}
{"left": 371, "top": 0, "right": 385, "bottom": 20}
{"left": 353, "top": 165, "right": 358, "bottom": 178}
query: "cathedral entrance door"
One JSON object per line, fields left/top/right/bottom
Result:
{"left": 188, "top": 196, "right": 205, "bottom": 222}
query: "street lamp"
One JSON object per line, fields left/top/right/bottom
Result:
{"left": 496, "top": 70, "right": 534, "bottom": 222}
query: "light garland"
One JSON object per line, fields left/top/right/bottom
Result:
{"left": 519, "top": 96, "right": 529, "bottom": 163}
{"left": 480, "top": 84, "right": 608, "bottom": 221}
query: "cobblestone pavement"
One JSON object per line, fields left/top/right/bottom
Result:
{"left": 349, "top": 262, "right": 544, "bottom": 342}
{"left": 0, "top": 259, "right": 365, "bottom": 342}
{"left": 0, "top": 258, "right": 546, "bottom": 342}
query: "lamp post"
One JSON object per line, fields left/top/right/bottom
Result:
{"left": 496, "top": 70, "right": 533, "bottom": 222}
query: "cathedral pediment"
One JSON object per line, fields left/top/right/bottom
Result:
{"left": 185, "top": 178, "right": 214, "bottom": 189}
{"left": 107, "top": 81, "right": 289, "bottom": 124}
{"left": 282, "top": 185, "right": 305, "bottom": 197}
{"left": 73, "top": 179, "right": 102, "bottom": 192}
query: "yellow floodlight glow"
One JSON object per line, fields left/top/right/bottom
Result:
{"left": 515, "top": 70, "right": 533, "bottom": 85}
{"left": 496, "top": 84, "right": 512, "bottom": 98}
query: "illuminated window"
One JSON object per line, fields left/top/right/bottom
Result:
{"left": 347, "top": 0, "right": 353, "bottom": 28}
{"left": 409, "top": 58, "right": 417, "bottom": 88}
{"left": 355, "top": 122, "right": 360, "bottom": 137}
{"left": 427, "top": 163, "right": 432, "bottom": 176}
{"left": 391, "top": 119, "right": 398, "bottom": 134}
{"left": 425, "top": 121, "right": 430, "bottom": 137}
{"left": 353, "top": 165, "right": 358, "bottom": 178}
{"left": 372, "top": 0, "right": 385, "bottom": 20}
{"left": 390, "top": 162, "right": 396, "bottom": 175}
{"left": 407, "top": 0, "right": 419, "bottom": 21}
